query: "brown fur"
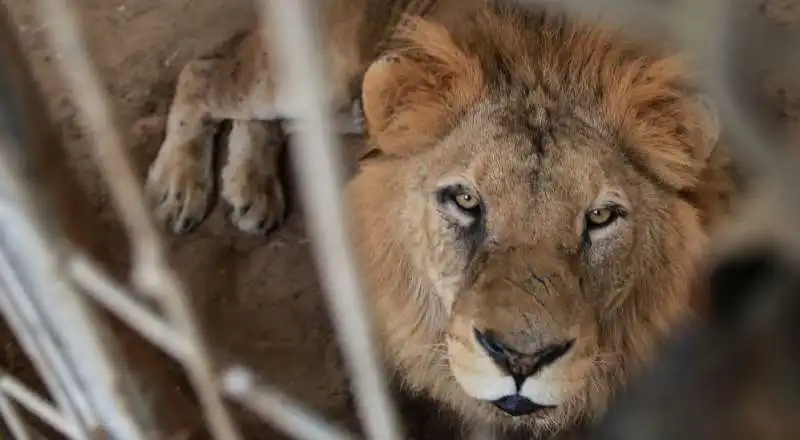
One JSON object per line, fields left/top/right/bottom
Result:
{"left": 145, "top": 1, "right": 733, "bottom": 438}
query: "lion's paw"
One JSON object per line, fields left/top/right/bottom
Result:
{"left": 221, "top": 161, "right": 285, "bottom": 236}
{"left": 145, "top": 141, "right": 213, "bottom": 235}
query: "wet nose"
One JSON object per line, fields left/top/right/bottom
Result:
{"left": 491, "top": 394, "right": 548, "bottom": 416}
{"left": 473, "top": 328, "right": 574, "bottom": 386}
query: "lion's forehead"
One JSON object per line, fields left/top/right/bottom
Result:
{"left": 450, "top": 100, "right": 620, "bottom": 192}
{"left": 466, "top": 133, "right": 613, "bottom": 220}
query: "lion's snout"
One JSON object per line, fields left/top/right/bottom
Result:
{"left": 447, "top": 317, "right": 587, "bottom": 412}
{"left": 473, "top": 327, "right": 576, "bottom": 416}
{"left": 473, "top": 327, "right": 575, "bottom": 384}
{"left": 446, "top": 250, "right": 597, "bottom": 412}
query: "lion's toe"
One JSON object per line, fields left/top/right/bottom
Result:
{"left": 146, "top": 146, "right": 213, "bottom": 235}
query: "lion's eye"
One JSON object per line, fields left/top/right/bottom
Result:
{"left": 436, "top": 184, "right": 483, "bottom": 225}
{"left": 585, "top": 207, "right": 619, "bottom": 229}
{"left": 454, "top": 192, "right": 480, "bottom": 210}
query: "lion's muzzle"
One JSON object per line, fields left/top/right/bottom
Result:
{"left": 446, "top": 248, "right": 597, "bottom": 413}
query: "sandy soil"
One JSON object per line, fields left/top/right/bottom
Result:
{"left": 0, "top": 0, "right": 798, "bottom": 439}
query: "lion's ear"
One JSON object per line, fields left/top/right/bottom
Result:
{"left": 360, "top": 17, "right": 485, "bottom": 157}
{"left": 687, "top": 93, "right": 722, "bottom": 164}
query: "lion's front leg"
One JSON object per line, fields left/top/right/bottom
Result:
{"left": 145, "top": 28, "right": 364, "bottom": 235}
{"left": 145, "top": 58, "right": 220, "bottom": 234}
{"left": 145, "top": 32, "right": 278, "bottom": 234}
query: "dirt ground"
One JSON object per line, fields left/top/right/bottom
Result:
{"left": 1, "top": 0, "right": 363, "bottom": 438}
{"left": 0, "top": 0, "right": 799, "bottom": 439}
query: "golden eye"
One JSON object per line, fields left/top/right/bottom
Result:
{"left": 454, "top": 192, "right": 481, "bottom": 210}
{"left": 586, "top": 207, "right": 616, "bottom": 228}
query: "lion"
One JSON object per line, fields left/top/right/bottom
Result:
{"left": 144, "top": 0, "right": 733, "bottom": 438}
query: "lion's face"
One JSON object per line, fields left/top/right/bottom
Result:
{"left": 349, "top": 4, "right": 726, "bottom": 433}
{"left": 396, "top": 93, "right": 704, "bottom": 418}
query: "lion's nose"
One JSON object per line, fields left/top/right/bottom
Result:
{"left": 473, "top": 328, "right": 574, "bottom": 385}
{"left": 491, "top": 394, "right": 548, "bottom": 416}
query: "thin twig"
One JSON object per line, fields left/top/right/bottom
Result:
{"left": 222, "top": 366, "right": 357, "bottom": 440}
{"left": 67, "top": 254, "right": 193, "bottom": 361}
{"left": 0, "top": 374, "right": 80, "bottom": 438}
{"left": 256, "top": 1, "right": 404, "bottom": 439}
{"left": 31, "top": 1, "right": 244, "bottom": 438}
